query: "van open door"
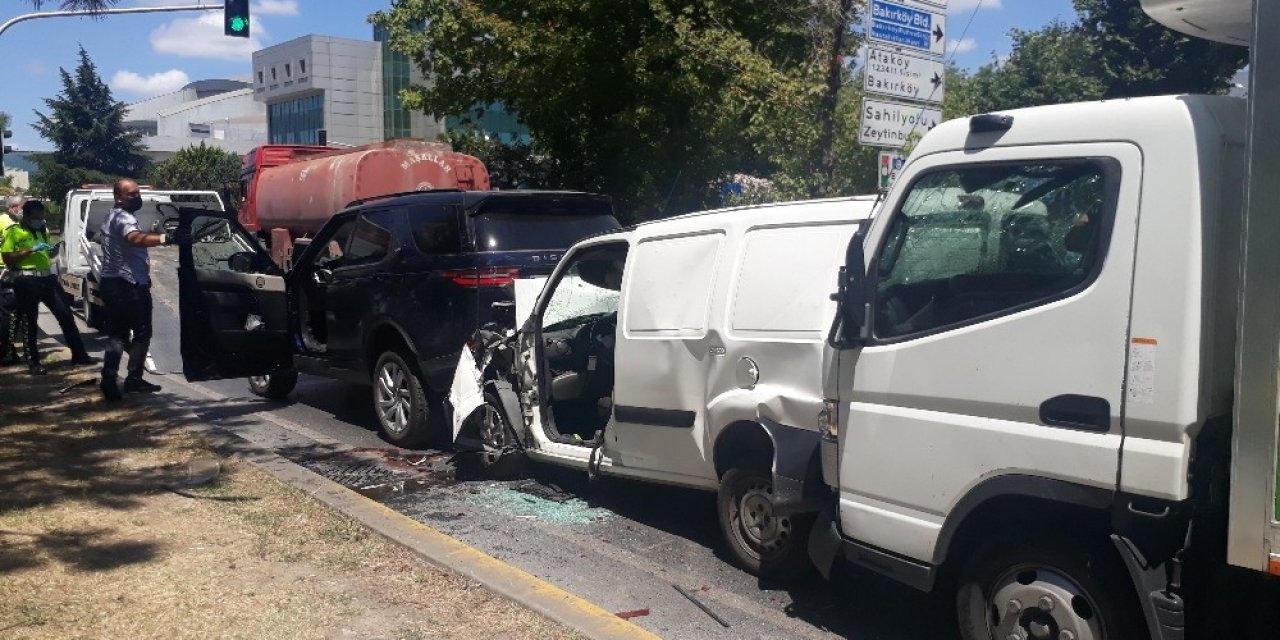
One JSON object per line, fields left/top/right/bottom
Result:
{"left": 177, "top": 208, "right": 293, "bottom": 381}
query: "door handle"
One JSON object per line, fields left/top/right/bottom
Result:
{"left": 1039, "top": 395, "right": 1110, "bottom": 432}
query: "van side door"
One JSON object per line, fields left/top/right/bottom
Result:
{"left": 835, "top": 144, "right": 1142, "bottom": 564}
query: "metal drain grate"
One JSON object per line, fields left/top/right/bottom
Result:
{"left": 302, "top": 459, "right": 406, "bottom": 490}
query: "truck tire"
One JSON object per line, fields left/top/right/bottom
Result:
{"left": 372, "top": 349, "right": 434, "bottom": 448}
{"left": 83, "top": 280, "right": 105, "bottom": 331}
{"left": 248, "top": 370, "right": 298, "bottom": 400}
{"left": 717, "top": 466, "right": 814, "bottom": 582}
{"left": 955, "top": 536, "right": 1145, "bottom": 640}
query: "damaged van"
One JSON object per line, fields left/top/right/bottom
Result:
{"left": 453, "top": 195, "right": 878, "bottom": 579}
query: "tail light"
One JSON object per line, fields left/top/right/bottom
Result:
{"left": 446, "top": 268, "right": 520, "bottom": 287}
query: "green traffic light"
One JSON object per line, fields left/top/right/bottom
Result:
{"left": 230, "top": 16, "right": 248, "bottom": 32}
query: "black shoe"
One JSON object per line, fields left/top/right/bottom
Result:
{"left": 0, "top": 354, "right": 18, "bottom": 366}
{"left": 28, "top": 364, "right": 48, "bottom": 376}
{"left": 100, "top": 378, "right": 123, "bottom": 402}
{"left": 71, "top": 354, "right": 100, "bottom": 366}
{"left": 123, "top": 377, "right": 162, "bottom": 394}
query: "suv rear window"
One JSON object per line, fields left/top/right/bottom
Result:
{"left": 473, "top": 213, "right": 619, "bottom": 252}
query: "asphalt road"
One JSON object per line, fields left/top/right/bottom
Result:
{"left": 40, "top": 247, "right": 958, "bottom": 640}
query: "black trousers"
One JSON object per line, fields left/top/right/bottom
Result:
{"left": 100, "top": 277, "right": 154, "bottom": 382}
{"left": 11, "top": 274, "right": 88, "bottom": 365}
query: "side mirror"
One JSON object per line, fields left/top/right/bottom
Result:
{"left": 832, "top": 223, "right": 871, "bottom": 347}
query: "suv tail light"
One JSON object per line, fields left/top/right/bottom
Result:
{"left": 446, "top": 268, "right": 520, "bottom": 287}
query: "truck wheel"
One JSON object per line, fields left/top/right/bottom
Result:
{"left": 372, "top": 349, "right": 434, "bottom": 448}
{"left": 717, "top": 466, "right": 814, "bottom": 582}
{"left": 248, "top": 370, "right": 298, "bottom": 400}
{"left": 956, "top": 538, "right": 1144, "bottom": 640}
{"left": 82, "top": 281, "right": 105, "bottom": 330}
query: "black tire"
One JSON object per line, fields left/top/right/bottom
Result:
{"left": 955, "top": 536, "right": 1145, "bottom": 640}
{"left": 248, "top": 369, "right": 298, "bottom": 400}
{"left": 717, "top": 466, "right": 814, "bottom": 582}
{"left": 83, "top": 281, "right": 105, "bottom": 330}
{"left": 456, "top": 392, "right": 526, "bottom": 480}
{"left": 371, "top": 349, "right": 434, "bottom": 448}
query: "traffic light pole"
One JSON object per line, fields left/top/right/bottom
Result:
{"left": 0, "top": 3, "right": 221, "bottom": 39}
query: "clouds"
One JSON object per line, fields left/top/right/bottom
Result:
{"left": 111, "top": 69, "right": 191, "bottom": 98}
{"left": 947, "top": 38, "right": 977, "bottom": 56}
{"left": 253, "top": 0, "right": 299, "bottom": 16}
{"left": 149, "top": 12, "right": 269, "bottom": 61}
{"left": 948, "top": 0, "right": 1002, "bottom": 13}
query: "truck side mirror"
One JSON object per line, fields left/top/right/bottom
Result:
{"left": 832, "top": 223, "right": 871, "bottom": 348}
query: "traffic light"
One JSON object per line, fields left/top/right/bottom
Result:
{"left": 224, "top": 0, "right": 250, "bottom": 38}
{"left": 1, "top": 129, "right": 11, "bottom": 170}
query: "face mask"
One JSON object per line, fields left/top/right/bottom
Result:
{"left": 123, "top": 196, "right": 143, "bottom": 213}
{"left": 27, "top": 219, "right": 46, "bottom": 232}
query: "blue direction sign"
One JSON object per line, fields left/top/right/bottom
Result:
{"left": 867, "top": 0, "right": 947, "bottom": 57}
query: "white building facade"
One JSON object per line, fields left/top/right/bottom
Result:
{"left": 125, "top": 79, "right": 268, "bottom": 160}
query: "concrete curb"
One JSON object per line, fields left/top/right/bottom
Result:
{"left": 198, "top": 428, "right": 661, "bottom": 640}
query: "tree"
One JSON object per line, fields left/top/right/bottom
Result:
{"left": 30, "top": 1, "right": 118, "bottom": 9}
{"left": 34, "top": 46, "right": 147, "bottom": 177}
{"left": 145, "top": 143, "right": 244, "bottom": 209}
{"left": 371, "top": 1, "right": 864, "bottom": 221}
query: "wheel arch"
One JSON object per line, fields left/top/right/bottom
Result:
{"left": 713, "top": 418, "right": 825, "bottom": 515}
{"left": 364, "top": 320, "right": 419, "bottom": 374}
{"left": 932, "top": 474, "right": 1114, "bottom": 568}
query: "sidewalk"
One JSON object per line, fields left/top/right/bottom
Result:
{"left": 0, "top": 344, "right": 580, "bottom": 639}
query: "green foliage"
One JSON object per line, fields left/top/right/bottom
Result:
{"left": 33, "top": 46, "right": 148, "bottom": 179}
{"left": 948, "top": 1, "right": 1247, "bottom": 116}
{"left": 146, "top": 143, "right": 244, "bottom": 210}
{"left": 442, "top": 127, "right": 555, "bottom": 191}
{"left": 371, "top": 0, "right": 866, "bottom": 221}
{"left": 28, "top": 154, "right": 118, "bottom": 203}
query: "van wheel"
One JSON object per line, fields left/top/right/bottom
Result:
{"left": 956, "top": 537, "right": 1144, "bottom": 640}
{"left": 372, "top": 349, "right": 433, "bottom": 448}
{"left": 248, "top": 370, "right": 298, "bottom": 400}
{"left": 459, "top": 393, "right": 525, "bottom": 479}
{"left": 717, "top": 466, "right": 814, "bottom": 582}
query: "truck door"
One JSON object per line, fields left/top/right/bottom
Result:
{"left": 834, "top": 144, "right": 1142, "bottom": 563}
{"left": 178, "top": 209, "right": 292, "bottom": 381}
{"left": 607, "top": 231, "right": 726, "bottom": 484}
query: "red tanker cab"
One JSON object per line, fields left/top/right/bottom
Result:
{"left": 173, "top": 189, "right": 618, "bottom": 448}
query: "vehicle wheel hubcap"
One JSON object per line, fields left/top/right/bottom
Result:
{"left": 736, "top": 481, "right": 791, "bottom": 554}
{"left": 988, "top": 567, "right": 1102, "bottom": 640}
{"left": 480, "top": 404, "right": 508, "bottom": 449}
{"left": 375, "top": 361, "right": 412, "bottom": 436}
{"left": 249, "top": 375, "right": 269, "bottom": 390}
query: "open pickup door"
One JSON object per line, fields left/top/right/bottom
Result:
{"left": 177, "top": 208, "right": 292, "bottom": 381}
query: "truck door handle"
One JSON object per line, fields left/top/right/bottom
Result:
{"left": 1039, "top": 395, "right": 1110, "bottom": 432}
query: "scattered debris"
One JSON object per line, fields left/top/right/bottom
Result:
{"left": 615, "top": 608, "right": 650, "bottom": 620}
{"left": 466, "top": 485, "right": 608, "bottom": 526}
{"left": 58, "top": 377, "right": 98, "bottom": 394}
{"left": 673, "top": 584, "right": 730, "bottom": 628}
{"left": 513, "top": 480, "right": 573, "bottom": 503}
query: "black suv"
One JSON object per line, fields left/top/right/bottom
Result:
{"left": 175, "top": 190, "right": 619, "bottom": 446}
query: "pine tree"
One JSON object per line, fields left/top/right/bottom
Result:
{"left": 33, "top": 46, "right": 147, "bottom": 178}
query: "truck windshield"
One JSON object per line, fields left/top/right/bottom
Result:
{"left": 472, "top": 212, "right": 620, "bottom": 252}
{"left": 86, "top": 197, "right": 222, "bottom": 243}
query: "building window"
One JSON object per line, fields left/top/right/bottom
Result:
{"left": 285, "top": 63, "right": 292, "bottom": 78}
{"left": 267, "top": 93, "right": 325, "bottom": 145}
{"left": 381, "top": 42, "right": 413, "bottom": 139}
{"left": 257, "top": 70, "right": 264, "bottom": 84}
{"left": 299, "top": 59, "right": 307, "bottom": 75}
{"left": 271, "top": 67, "right": 277, "bottom": 81}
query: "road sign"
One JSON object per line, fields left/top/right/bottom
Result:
{"left": 859, "top": 98, "right": 942, "bottom": 147}
{"left": 878, "top": 150, "right": 908, "bottom": 190}
{"left": 864, "top": 46, "right": 945, "bottom": 104}
{"left": 867, "top": 0, "right": 947, "bottom": 57}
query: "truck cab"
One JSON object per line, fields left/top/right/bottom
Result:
{"left": 175, "top": 189, "right": 618, "bottom": 447}
{"left": 813, "top": 95, "right": 1247, "bottom": 640}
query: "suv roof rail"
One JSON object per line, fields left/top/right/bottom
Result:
{"left": 345, "top": 188, "right": 464, "bottom": 208}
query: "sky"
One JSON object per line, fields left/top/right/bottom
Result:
{"left": 0, "top": 0, "right": 1076, "bottom": 152}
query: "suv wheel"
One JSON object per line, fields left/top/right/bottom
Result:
{"left": 372, "top": 349, "right": 433, "bottom": 447}
{"left": 717, "top": 466, "right": 814, "bottom": 582}
{"left": 248, "top": 370, "right": 298, "bottom": 400}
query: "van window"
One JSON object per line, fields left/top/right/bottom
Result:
{"left": 341, "top": 213, "right": 392, "bottom": 268}
{"left": 732, "top": 223, "right": 854, "bottom": 335}
{"left": 625, "top": 232, "right": 723, "bottom": 336}
{"left": 874, "top": 160, "right": 1113, "bottom": 340}
{"left": 472, "top": 213, "right": 619, "bottom": 252}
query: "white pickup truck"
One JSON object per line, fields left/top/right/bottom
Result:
{"left": 55, "top": 186, "right": 223, "bottom": 327}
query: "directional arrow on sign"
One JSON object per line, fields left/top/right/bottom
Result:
{"left": 934, "top": 24, "right": 944, "bottom": 42}
{"left": 931, "top": 72, "right": 942, "bottom": 90}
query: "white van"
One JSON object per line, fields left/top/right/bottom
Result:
{"left": 455, "top": 195, "right": 878, "bottom": 579}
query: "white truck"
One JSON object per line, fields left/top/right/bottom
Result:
{"left": 808, "top": 1, "right": 1280, "bottom": 633}
{"left": 56, "top": 186, "right": 223, "bottom": 327}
